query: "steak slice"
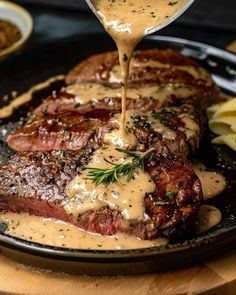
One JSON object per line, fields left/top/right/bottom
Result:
{"left": 7, "top": 105, "right": 202, "bottom": 159}
{"left": 7, "top": 109, "right": 116, "bottom": 152}
{"left": 34, "top": 82, "right": 210, "bottom": 116}
{"left": 34, "top": 88, "right": 164, "bottom": 117}
{"left": 0, "top": 150, "right": 202, "bottom": 240}
{"left": 66, "top": 49, "right": 219, "bottom": 108}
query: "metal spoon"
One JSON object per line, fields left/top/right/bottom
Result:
{"left": 85, "top": 0, "right": 195, "bottom": 36}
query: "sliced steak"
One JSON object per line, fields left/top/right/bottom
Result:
{"left": 34, "top": 82, "right": 212, "bottom": 116}
{"left": 66, "top": 49, "right": 219, "bottom": 108}
{"left": 7, "top": 105, "right": 202, "bottom": 159}
{"left": 34, "top": 89, "right": 164, "bottom": 117}
{"left": 0, "top": 150, "right": 202, "bottom": 240}
{"left": 7, "top": 109, "right": 116, "bottom": 152}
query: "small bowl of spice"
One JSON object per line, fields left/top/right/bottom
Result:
{"left": 0, "top": 1, "right": 33, "bottom": 58}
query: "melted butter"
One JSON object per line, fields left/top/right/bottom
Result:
{"left": 193, "top": 162, "right": 226, "bottom": 200}
{"left": 66, "top": 83, "right": 198, "bottom": 105}
{"left": 92, "top": 0, "right": 187, "bottom": 147}
{"left": 0, "top": 213, "right": 167, "bottom": 249}
{"left": 0, "top": 75, "right": 65, "bottom": 119}
{"left": 65, "top": 146, "right": 155, "bottom": 220}
{"left": 196, "top": 205, "right": 222, "bottom": 234}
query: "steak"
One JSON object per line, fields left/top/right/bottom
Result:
{"left": 0, "top": 150, "right": 202, "bottom": 239}
{"left": 7, "top": 105, "right": 202, "bottom": 159}
{"left": 34, "top": 89, "right": 165, "bottom": 117}
{"left": 7, "top": 109, "right": 116, "bottom": 152}
{"left": 34, "top": 82, "right": 213, "bottom": 116}
{"left": 66, "top": 49, "right": 219, "bottom": 108}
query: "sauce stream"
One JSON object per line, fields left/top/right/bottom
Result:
{"left": 92, "top": 0, "right": 187, "bottom": 146}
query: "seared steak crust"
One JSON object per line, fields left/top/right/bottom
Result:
{"left": 0, "top": 151, "right": 202, "bottom": 239}
{"left": 34, "top": 86, "right": 210, "bottom": 117}
{"left": 0, "top": 149, "right": 92, "bottom": 225}
{"left": 34, "top": 90, "right": 166, "bottom": 116}
{"left": 7, "top": 109, "right": 116, "bottom": 152}
{"left": 66, "top": 49, "right": 219, "bottom": 108}
{"left": 7, "top": 105, "right": 202, "bottom": 159}
{"left": 78, "top": 154, "right": 202, "bottom": 239}
{"left": 66, "top": 49, "right": 202, "bottom": 85}
{"left": 0, "top": 49, "right": 209, "bottom": 240}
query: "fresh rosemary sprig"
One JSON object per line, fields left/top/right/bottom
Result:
{"left": 84, "top": 148, "right": 153, "bottom": 186}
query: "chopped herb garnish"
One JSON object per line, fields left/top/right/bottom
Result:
{"left": 155, "top": 201, "right": 169, "bottom": 206}
{"left": 58, "top": 150, "right": 67, "bottom": 158}
{"left": 42, "top": 107, "right": 48, "bottom": 115}
{"left": 151, "top": 173, "right": 160, "bottom": 181}
{"left": 166, "top": 192, "right": 174, "bottom": 199}
{"left": 151, "top": 109, "right": 178, "bottom": 131}
{"left": 74, "top": 102, "right": 81, "bottom": 108}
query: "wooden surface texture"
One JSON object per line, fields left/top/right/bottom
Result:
{"left": 0, "top": 249, "right": 236, "bottom": 295}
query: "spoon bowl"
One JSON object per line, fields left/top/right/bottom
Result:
{"left": 85, "top": 0, "right": 195, "bottom": 36}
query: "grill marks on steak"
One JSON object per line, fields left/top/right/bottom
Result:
{"left": 7, "top": 105, "right": 202, "bottom": 159}
{"left": 0, "top": 150, "right": 202, "bottom": 240}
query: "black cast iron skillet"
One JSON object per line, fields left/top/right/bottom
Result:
{"left": 0, "top": 34, "right": 236, "bottom": 275}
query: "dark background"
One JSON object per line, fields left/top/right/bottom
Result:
{"left": 12, "top": 0, "right": 236, "bottom": 49}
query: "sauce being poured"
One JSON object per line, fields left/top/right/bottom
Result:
{"left": 92, "top": 0, "right": 187, "bottom": 146}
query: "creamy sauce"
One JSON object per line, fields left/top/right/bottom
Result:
{"left": 92, "top": 0, "right": 187, "bottom": 146}
{"left": 66, "top": 82, "right": 198, "bottom": 105}
{"left": 109, "top": 60, "right": 211, "bottom": 84}
{"left": 65, "top": 146, "right": 155, "bottom": 221}
{"left": 0, "top": 205, "right": 222, "bottom": 249}
{"left": 106, "top": 108, "right": 200, "bottom": 145}
{"left": 193, "top": 162, "right": 226, "bottom": 200}
{"left": 0, "top": 213, "right": 167, "bottom": 249}
{"left": 109, "top": 110, "right": 176, "bottom": 141}
{"left": 0, "top": 1, "right": 226, "bottom": 251}
{"left": 196, "top": 205, "right": 222, "bottom": 234}
{"left": 0, "top": 75, "right": 65, "bottom": 119}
